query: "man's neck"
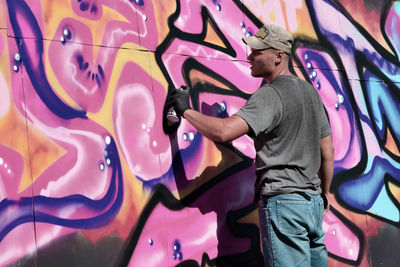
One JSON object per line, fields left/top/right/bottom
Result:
{"left": 264, "top": 69, "right": 292, "bottom": 84}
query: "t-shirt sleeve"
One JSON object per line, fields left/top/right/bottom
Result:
{"left": 234, "top": 86, "right": 282, "bottom": 136}
{"left": 320, "top": 102, "right": 331, "bottom": 138}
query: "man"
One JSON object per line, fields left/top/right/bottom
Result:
{"left": 169, "top": 24, "right": 334, "bottom": 267}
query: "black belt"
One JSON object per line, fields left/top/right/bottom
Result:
{"left": 257, "top": 191, "right": 312, "bottom": 202}
{"left": 296, "top": 192, "right": 328, "bottom": 209}
{"left": 256, "top": 192, "right": 328, "bottom": 209}
{"left": 295, "top": 191, "right": 311, "bottom": 201}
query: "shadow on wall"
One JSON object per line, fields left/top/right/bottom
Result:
{"left": 115, "top": 97, "right": 263, "bottom": 266}
{"left": 171, "top": 101, "right": 263, "bottom": 267}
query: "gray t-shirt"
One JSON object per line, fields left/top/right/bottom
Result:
{"left": 235, "top": 75, "right": 331, "bottom": 199}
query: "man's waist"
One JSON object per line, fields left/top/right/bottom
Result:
{"left": 253, "top": 177, "right": 321, "bottom": 203}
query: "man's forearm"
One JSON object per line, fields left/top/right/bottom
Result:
{"left": 318, "top": 135, "right": 334, "bottom": 195}
{"left": 182, "top": 109, "right": 249, "bottom": 143}
{"left": 319, "top": 159, "right": 333, "bottom": 195}
{"left": 183, "top": 109, "right": 227, "bottom": 142}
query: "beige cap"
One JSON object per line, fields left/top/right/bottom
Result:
{"left": 242, "top": 24, "right": 293, "bottom": 54}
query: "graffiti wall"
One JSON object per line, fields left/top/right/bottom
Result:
{"left": 0, "top": 0, "right": 399, "bottom": 266}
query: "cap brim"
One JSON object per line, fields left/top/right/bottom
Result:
{"left": 242, "top": 36, "right": 270, "bottom": 50}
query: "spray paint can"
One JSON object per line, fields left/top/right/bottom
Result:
{"left": 166, "top": 107, "right": 179, "bottom": 123}
{"left": 166, "top": 86, "right": 186, "bottom": 123}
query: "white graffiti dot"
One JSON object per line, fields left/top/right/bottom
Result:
{"left": 337, "top": 93, "right": 344, "bottom": 104}
{"left": 0, "top": 157, "right": 3, "bottom": 165}
{"left": 7, "top": 169, "right": 11, "bottom": 174}
{"left": 189, "top": 131, "right": 194, "bottom": 141}
{"left": 220, "top": 102, "right": 226, "bottom": 111}
{"left": 312, "top": 71, "right": 317, "bottom": 78}
{"left": 142, "top": 14, "right": 147, "bottom": 21}
{"left": 142, "top": 123, "right": 146, "bottom": 130}
{"left": 99, "top": 162, "right": 105, "bottom": 171}
{"left": 60, "top": 36, "right": 65, "bottom": 42}
{"left": 152, "top": 140, "right": 157, "bottom": 147}
{"left": 14, "top": 53, "right": 21, "bottom": 61}
{"left": 105, "top": 136, "right": 111, "bottom": 145}
{"left": 106, "top": 158, "right": 111, "bottom": 166}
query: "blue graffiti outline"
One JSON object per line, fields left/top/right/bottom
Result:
{"left": 0, "top": 137, "right": 123, "bottom": 241}
{"left": 7, "top": 0, "right": 87, "bottom": 120}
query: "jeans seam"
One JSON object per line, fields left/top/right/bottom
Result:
{"left": 267, "top": 208, "right": 277, "bottom": 267}
{"left": 317, "top": 199, "right": 324, "bottom": 227}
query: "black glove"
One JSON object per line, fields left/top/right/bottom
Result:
{"left": 168, "top": 86, "right": 191, "bottom": 117}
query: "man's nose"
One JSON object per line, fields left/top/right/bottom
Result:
{"left": 247, "top": 53, "right": 252, "bottom": 61}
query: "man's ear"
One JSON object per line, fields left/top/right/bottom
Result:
{"left": 275, "top": 51, "right": 284, "bottom": 64}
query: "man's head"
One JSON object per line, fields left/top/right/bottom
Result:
{"left": 242, "top": 24, "right": 293, "bottom": 55}
{"left": 243, "top": 24, "right": 293, "bottom": 82}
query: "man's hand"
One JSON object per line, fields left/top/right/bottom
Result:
{"left": 321, "top": 193, "right": 330, "bottom": 214}
{"left": 168, "top": 86, "right": 191, "bottom": 117}
{"left": 318, "top": 134, "right": 334, "bottom": 215}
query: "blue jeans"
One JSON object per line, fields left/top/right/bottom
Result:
{"left": 257, "top": 193, "right": 328, "bottom": 267}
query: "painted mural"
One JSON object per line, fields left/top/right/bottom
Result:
{"left": 0, "top": 0, "right": 399, "bottom": 266}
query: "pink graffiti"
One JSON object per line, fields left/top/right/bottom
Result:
{"left": 323, "top": 211, "right": 360, "bottom": 261}
{"left": 113, "top": 62, "right": 172, "bottom": 180}
{"left": 295, "top": 47, "right": 361, "bottom": 169}
{"left": 0, "top": 0, "right": 154, "bottom": 265}
{"left": 129, "top": 166, "right": 256, "bottom": 266}
{"left": 0, "top": 145, "right": 24, "bottom": 200}
{"left": 0, "top": 72, "right": 10, "bottom": 119}
{"left": 385, "top": 2, "right": 400, "bottom": 58}
{"left": 129, "top": 204, "right": 219, "bottom": 266}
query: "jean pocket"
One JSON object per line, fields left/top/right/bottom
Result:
{"left": 276, "top": 199, "right": 310, "bottom": 236}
